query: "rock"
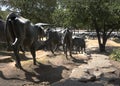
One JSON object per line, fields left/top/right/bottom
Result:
{"left": 78, "top": 74, "right": 96, "bottom": 82}
{"left": 69, "top": 68, "right": 96, "bottom": 82}
{"left": 69, "top": 68, "right": 86, "bottom": 79}
{"left": 87, "top": 56, "right": 112, "bottom": 69}
{"left": 100, "top": 67, "right": 117, "bottom": 73}
{"left": 93, "top": 70, "right": 103, "bottom": 79}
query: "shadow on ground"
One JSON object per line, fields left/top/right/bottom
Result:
{"left": 0, "top": 51, "right": 32, "bottom": 63}
{"left": 21, "top": 63, "right": 69, "bottom": 84}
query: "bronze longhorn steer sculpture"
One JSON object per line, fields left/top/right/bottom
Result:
{"left": 5, "top": 12, "right": 43, "bottom": 69}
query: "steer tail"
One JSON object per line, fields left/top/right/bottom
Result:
{"left": 5, "top": 18, "right": 15, "bottom": 50}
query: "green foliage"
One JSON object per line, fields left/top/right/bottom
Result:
{"left": 0, "top": 0, "right": 57, "bottom": 23}
{"left": 52, "top": 0, "right": 90, "bottom": 28}
{"left": 1, "top": 0, "right": 120, "bottom": 52}
{"left": 0, "top": 10, "right": 9, "bottom": 20}
{"left": 53, "top": 0, "right": 120, "bottom": 29}
{"left": 110, "top": 48, "right": 120, "bottom": 61}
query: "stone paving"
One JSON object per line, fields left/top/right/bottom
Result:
{"left": 52, "top": 54, "right": 119, "bottom": 86}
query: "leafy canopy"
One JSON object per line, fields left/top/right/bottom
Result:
{"left": 0, "top": 0, "right": 57, "bottom": 23}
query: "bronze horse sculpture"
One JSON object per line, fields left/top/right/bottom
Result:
{"left": 5, "top": 12, "right": 43, "bottom": 68}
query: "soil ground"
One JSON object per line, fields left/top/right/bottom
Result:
{"left": 0, "top": 39, "right": 120, "bottom": 86}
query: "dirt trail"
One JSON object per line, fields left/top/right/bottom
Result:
{"left": 0, "top": 39, "right": 120, "bottom": 86}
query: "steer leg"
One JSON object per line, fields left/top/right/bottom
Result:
{"left": 81, "top": 47, "right": 83, "bottom": 54}
{"left": 69, "top": 42, "right": 72, "bottom": 58}
{"left": 20, "top": 46, "right": 25, "bottom": 54}
{"left": 50, "top": 48, "right": 55, "bottom": 55}
{"left": 48, "top": 43, "right": 55, "bottom": 55}
{"left": 83, "top": 47, "right": 86, "bottom": 53}
{"left": 12, "top": 38, "right": 22, "bottom": 69}
{"left": 30, "top": 45, "right": 36, "bottom": 65}
{"left": 65, "top": 44, "right": 68, "bottom": 59}
{"left": 14, "top": 49, "right": 22, "bottom": 69}
{"left": 63, "top": 44, "right": 65, "bottom": 54}
{"left": 69, "top": 48, "right": 72, "bottom": 58}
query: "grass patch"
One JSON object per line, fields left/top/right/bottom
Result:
{"left": 113, "top": 38, "right": 120, "bottom": 43}
{"left": 110, "top": 48, "right": 120, "bottom": 61}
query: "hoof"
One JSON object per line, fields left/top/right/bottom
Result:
{"left": 54, "top": 54, "right": 56, "bottom": 56}
{"left": 15, "top": 64, "right": 22, "bottom": 69}
{"left": 70, "top": 54, "right": 73, "bottom": 58}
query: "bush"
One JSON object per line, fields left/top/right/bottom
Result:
{"left": 110, "top": 48, "right": 120, "bottom": 61}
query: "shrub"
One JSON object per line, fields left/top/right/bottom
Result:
{"left": 110, "top": 48, "right": 120, "bottom": 61}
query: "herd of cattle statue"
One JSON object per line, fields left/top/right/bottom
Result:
{"left": 0, "top": 12, "right": 87, "bottom": 69}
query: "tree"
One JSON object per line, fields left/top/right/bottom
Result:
{"left": 0, "top": 10, "right": 9, "bottom": 20}
{"left": 87, "top": 0, "right": 120, "bottom": 52}
{"left": 0, "top": 0, "right": 57, "bottom": 23}
{"left": 52, "top": 0, "right": 120, "bottom": 52}
{"left": 1, "top": 0, "right": 120, "bottom": 52}
{"left": 52, "top": 0, "right": 90, "bottom": 29}
{"left": 52, "top": 8, "right": 71, "bottom": 27}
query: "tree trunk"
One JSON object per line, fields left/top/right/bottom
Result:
{"left": 92, "top": 18, "right": 107, "bottom": 52}
{"left": 95, "top": 26, "right": 102, "bottom": 52}
{"left": 99, "top": 44, "right": 106, "bottom": 52}
{"left": 99, "top": 32, "right": 107, "bottom": 52}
